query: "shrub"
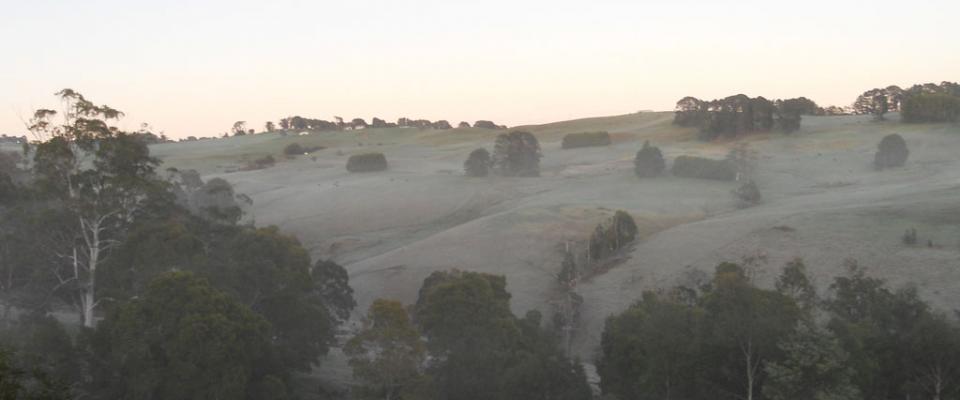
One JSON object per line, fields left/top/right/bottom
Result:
{"left": 588, "top": 210, "right": 638, "bottom": 262}
{"left": 901, "top": 93, "right": 960, "bottom": 123}
{"left": 283, "top": 143, "right": 304, "bottom": 155}
{"left": 732, "top": 180, "right": 762, "bottom": 208}
{"left": 346, "top": 152, "right": 388, "bottom": 172}
{"left": 492, "top": 131, "right": 541, "bottom": 177}
{"left": 283, "top": 142, "right": 325, "bottom": 156}
{"left": 874, "top": 134, "right": 908, "bottom": 170}
{"left": 457, "top": 121, "right": 471, "bottom": 129}
{"left": 634, "top": 141, "right": 665, "bottom": 178}
{"left": 671, "top": 155, "right": 736, "bottom": 181}
{"left": 561, "top": 131, "right": 611, "bottom": 149}
{"left": 242, "top": 155, "right": 275, "bottom": 171}
{"left": 464, "top": 148, "right": 491, "bottom": 177}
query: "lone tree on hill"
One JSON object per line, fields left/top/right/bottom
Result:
{"left": 492, "top": 131, "right": 541, "bottom": 177}
{"left": 634, "top": 141, "right": 665, "bottom": 178}
{"left": 874, "top": 134, "right": 909, "bottom": 170}
{"left": 464, "top": 148, "right": 491, "bottom": 177}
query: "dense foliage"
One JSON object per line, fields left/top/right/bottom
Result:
{"left": 633, "top": 141, "right": 665, "bottom": 178}
{"left": 561, "top": 132, "right": 611, "bottom": 149}
{"left": 673, "top": 95, "right": 807, "bottom": 140}
{"left": 491, "top": 131, "right": 542, "bottom": 177}
{"left": 347, "top": 152, "right": 389, "bottom": 172}
{"left": 874, "top": 134, "right": 909, "bottom": 170}
{"left": 464, "top": 148, "right": 492, "bottom": 177}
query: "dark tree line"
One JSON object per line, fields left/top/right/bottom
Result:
{"left": 272, "top": 116, "right": 502, "bottom": 133}
{"left": 599, "top": 259, "right": 960, "bottom": 400}
{"left": 855, "top": 81, "right": 960, "bottom": 122}
{"left": 673, "top": 95, "right": 812, "bottom": 140}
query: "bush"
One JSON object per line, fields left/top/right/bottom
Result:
{"left": 634, "top": 141, "right": 665, "bottom": 178}
{"left": 346, "top": 152, "right": 388, "bottom": 172}
{"left": 464, "top": 148, "right": 491, "bottom": 177}
{"left": 242, "top": 155, "right": 275, "bottom": 171}
{"left": 457, "top": 121, "right": 471, "bottom": 129}
{"left": 874, "top": 134, "right": 908, "bottom": 170}
{"left": 561, "top": 131, "right": 611, "bottom": 149}
{"left": 588, "top": 210, "right": 638, "bottom": 262}
{"left": 283, "top": 143, "right": 304, "bottom": 155}
{"left": 732, "top": 180, "right": 762, "bottom": 208}
{"left": 671, "top": 155, "right": 736, "bottom": 181}
{"left": 283, "top": 142, "right": 325, "bottom": 156}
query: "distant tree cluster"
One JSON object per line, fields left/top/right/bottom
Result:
{"left": 634, "top": 141, "right": 665, "bottom": 178}
{"left": 491, "top": 131, "right": 542, "bottom": 177}
{"left": 673, "top": 95, "right": 810, "bottom": 140}
{"left": 855, "top": 81, "right": 960, "bottom": 122}
{"left": 283, "top": 142, "right": 324, "bottom": 156}
{"left": 473, "top": 120, "right": 507, "bottom": 130}
{"left": 270, "top": 115, "right": 483, "bottom": 134}
{"left": 561, "top": 131, "right": 612, "bottom": 149}
{"left": 346, "top": 152, "right": 388, "bottom": 172}
{"left": 599, "top": 259, "right": 960, "bottom": 400}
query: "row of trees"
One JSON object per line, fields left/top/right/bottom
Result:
{"left": 264, "top": 116, "right": 506, "bottom": 135}
{"left": 599, "top": 259, "right": 960, "bottom": 400}
{"left": 854, "top": 81, "right": 960, "bottom": 122}
{"left": 0, "top": 90, "right": 355, "bottom": 399}
{"left": 673, "top": 95, "right": 812, "bottom": 140}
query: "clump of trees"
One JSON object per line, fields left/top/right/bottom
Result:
{"left": 346, "top": 152, "right": 388, "bottom": 172}
{"left": 673, "top": 95, "right": 809, "bottom": 140}
{"left": 588, "top": 210, "right": 638, "bottom": 262}
{"left": 492, "top": 131, "right": 542, "bottom": 177}
{"left": 855, "top": 81, "right": 960, "bottom": 122}
{"left": 671, "top": 155, "right": 737, "bottom": 181}
{"left": 599, "top": 259, "right": 960, "bottom": 400}
{"left": 561, "top": 131, "right": 611, "bottom": 149}
{"left": 457, "top": 121, "right": 471, "bottom": 128}
{"left": 464, "top": 148, "right": 492, "bottom": 177}
{"left": 633, "top": 141, "right": 665, "bottom": 178}
{"left": 371, "top": 269, "right": 594, "bottom": 400}
{"left": 241, "top": 154, "right": 275, "bottom": 171}
{"left": 874, "top": 133, "right": 909, "bottom": 170}
{"left": 0, "top": 90, "right": 356, "bottom": 399}
{"left": 474, "top": 120, "right": 506, "bottom": 130}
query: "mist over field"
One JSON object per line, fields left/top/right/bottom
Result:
{"left": 2, "top": 1, "right": 960, "bottom": 399}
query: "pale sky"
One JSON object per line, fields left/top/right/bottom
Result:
{"left": 2, "top": 0, "right": 958, "bottom": 138}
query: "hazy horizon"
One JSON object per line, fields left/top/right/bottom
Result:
{"left": 3, "top": 0, "right": 958, "bottom": 138}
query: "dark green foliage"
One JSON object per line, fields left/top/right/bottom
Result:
{"left": 763, "top": 321, "right": 860, "bottom": 400}
{"left": 346, "top": 152, "right": 388, "bottom": 172}
{"left": 588, "top": 211, "right": 638, "bottom": 262}
{"left": 312, "top": 259, "right": 356, "bottom": 324}
{"left": 464, "top": 148, "right": 491, "bottom": 177}
{"left": 432, "top": 120, "right": 453, "bottom": 129}
{"left": 345, "top": 299, "right": 430, "bottom": 400}
{"left": 633, "top": 141, "right": 665, "bottom": 178}
{"left": 824, "top": 263, "right": 931, "bottom": 400}
{"left": 671, "top": 155, "right": 737, "bottom": 181}
{"left": 457, "top": 121, "right": 471, "bottom": 128}
{"left": 414, "top": 270, "right": 591, "bottom": 400}
{"left": 854, "top": 86, "right": 903, "bottom": 119}
{"left": 732, "top": 180, "right": 761, "bottom": 208}
{"left": 492, "top": 131, "right": 541, "bottom": 177}
{"left": 599, "top": 291, "right": 705, "bottom": 400}
{"left": 561, "top": 131, "right": 611, "bottom": 149}
{"left": 94, "top": 272, "right": 273, "bottom": 400}
{"left": 901, "top": 93, "right": 960, "bottom": 123}
{"left": 874, "top": 133, "right": 909, "bottom": 170}
{"left": 283, "top": 142, "right": 324, "bottom": 156}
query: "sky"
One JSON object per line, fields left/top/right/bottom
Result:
{"left": 1, "top": 0, "right": 958, "bottom": 139}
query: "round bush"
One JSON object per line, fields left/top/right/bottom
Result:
{"left": 284, "top": 143, "right": 305, "bottom": 155}
{"left": 874, "top": 133, "right": 909, "bottom": 170}
{"left": 346, "top": 152, "right": 388, "bottom": 172}
{"left": 464, "top": 148, "right": 491, "bottom": 177}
